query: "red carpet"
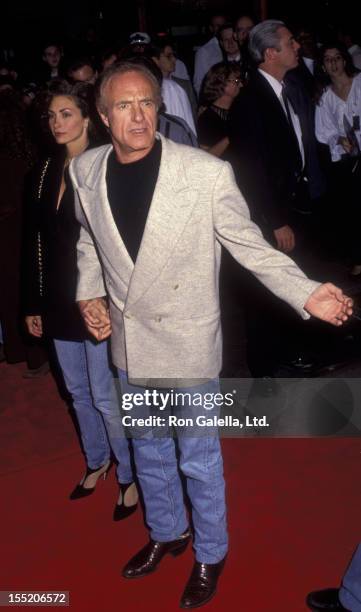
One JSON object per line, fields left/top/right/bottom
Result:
{"left": 1, "top": 362, "right": 361, "bottom": 611}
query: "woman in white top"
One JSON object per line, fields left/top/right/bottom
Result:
{"left": 315, "top": 43, "right": 361, "bottom": 273}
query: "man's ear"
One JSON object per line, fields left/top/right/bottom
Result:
{"left": 264, "top": 47, "right": 276, "bottom": 63}
{"left": 98, "top": 108, "right": 110, "bottom": 128}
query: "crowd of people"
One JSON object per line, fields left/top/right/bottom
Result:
{"left": 0, "top": 11, "right": 360, "bottom": 610}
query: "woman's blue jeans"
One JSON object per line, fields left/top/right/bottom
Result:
{"left": 54, "top": 338, "right": 133, "bottom": 483}
{"left": 118, "top": 370, "right": 228, "bottom": 564}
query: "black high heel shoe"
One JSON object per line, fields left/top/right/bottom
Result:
{"left": 113, "top": 482, "right": 138, "bottom": 521}
{"left": 69, "top": 460, "right": 112, "bottom": 500}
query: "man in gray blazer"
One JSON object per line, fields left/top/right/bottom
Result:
{"left": 69, "top": 61, "right": 352, "bottom": 609}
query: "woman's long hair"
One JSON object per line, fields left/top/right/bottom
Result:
{"left": 44, "top": 79, "right": 109, "bottom": 146}
{"left": 315, "top": 42, "right": 359, "bottom": 100}
{"left": 199, "top": 62, "right": 241, "bottom": 108}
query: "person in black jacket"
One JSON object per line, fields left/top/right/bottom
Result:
{"left": 0, "top": 86, "right": 48, "bottom": 375}
{"left": 24, "top": 80, "right": 137, "bottom": 520}
{"left": 228, "top": 20, "right": 326, "bottom": 375}
{"left": 229, "top": 20, "right": 305, "bottom": 251}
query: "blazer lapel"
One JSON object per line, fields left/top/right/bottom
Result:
{"left": 76, "top": 145, "right": 134, "bottom": 285}
{"left": 125, "top": 135, "right": 198, "bottom": 308}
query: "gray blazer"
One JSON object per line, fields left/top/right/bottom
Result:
{"left": 70, "top": 134, "right": 319, "bottom": 387}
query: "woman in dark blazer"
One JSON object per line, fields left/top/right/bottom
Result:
{"left": 24, "top": 80, "right": 138, "bottom": 519}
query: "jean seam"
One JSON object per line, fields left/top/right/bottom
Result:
{"left": 84, "top": 341, "right": 110, "bottom": 453}
{"left": 54, "top": 339, "right": 110, "bottom": 468}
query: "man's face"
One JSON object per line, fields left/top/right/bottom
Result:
{"left": 296, "top": 30, "right": 317, "bottom": 59}
{"left": 69, "top": 65, "right": 97, "bottom": 84}
{"left": 219, "top": 27, "right": 238, "bottom": 56}
{"left": 48, "top": 95, "right": 88, "bottom": 147}
{"left": 234, "top": 17, "right": 254, "bottom": 46}
{"left": 156, "top": 45, "right": 176, "bottom": 78}
{"left": 99, "top": 71, "right": 158, "bottom": 163}
{"left": 210, "top": 15, "right": 226, "bottom": 36}
{"left": 102, "top": 53, "right": 117, "bottom": 70}
{"left": 43, "top": 46, "right": 61, "bottom": 68}
{"left": 273, "top": 27, "right": 300, "bottom": 72}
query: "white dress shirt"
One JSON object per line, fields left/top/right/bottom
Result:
{"left": 258, "top": 69, "right": 305, "bottom": 167}
{"left": 161, "top": 78, "right": 197, "bottom": 136}
{"left": 193, "top": 37, "right": 223, "bottom": 96}
{"left": 315, "top": 72, "right": 361, "bottom": 162}
{"left": 303, "top": 56, "right": 314, "bottom": 75}
{"left": 349, "top": 44, "right": 361, "bottom": 70}
{"left": 172, "top": 58, "right": 190, "bottom": 81}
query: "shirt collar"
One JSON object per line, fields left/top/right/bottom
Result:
{"left": 303, "top": 56, "right": 314, "bottom": 74}
{"left": 258, "top": 68, "right": 283, "bottom": 98}
{"left": 228, "top": 53, "right": 241, "bottom": 62}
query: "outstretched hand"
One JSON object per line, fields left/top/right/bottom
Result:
{"left": 304, "top": 283, "right": 353, "bottom": 326}
{"left": 78, "top": 297, "right": 112, "bottom": 340}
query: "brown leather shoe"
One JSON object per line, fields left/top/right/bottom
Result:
{"left": 122, "top": 530, "right": 191, "bottom": 579}
{"left": 180, "top": 558, "right": 226, "bottom": 609}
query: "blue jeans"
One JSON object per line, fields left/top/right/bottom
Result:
{"left": 54, "top": 339, "right": 133, "bottom": 483}
{"left": 340, "top": 543, "right": 361, "bottom": 611}
{"left": 118, "top": 370, "right": 228, "bottom": 564}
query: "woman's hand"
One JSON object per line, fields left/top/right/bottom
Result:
{"left": 25, "top": 315, "right": 43, "bottom": 337}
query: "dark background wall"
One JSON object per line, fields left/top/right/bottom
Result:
{"left": 1, "top": 0, "right": 359, "bottom": 68}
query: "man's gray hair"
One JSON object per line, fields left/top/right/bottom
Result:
{"left": 248, "top": 19, "right": 285, "bottom": 65}
{"left": 96, "top": 61, "right": 162, "bottom": 115}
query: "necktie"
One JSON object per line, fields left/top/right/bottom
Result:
{"left": 281, "top": 86, "right": 303, "bottom": 172}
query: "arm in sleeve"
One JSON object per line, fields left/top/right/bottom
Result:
{"left": 193, "top": 47, "right": 208, "bottom": 97}
{"left": 315, "top": 99, "right": 344, "bottom": 162}
{"left": 164, "top": 81, "right": 197, "bottom": 137}
{"left": 76, "top": 220, "right": 106, "bottom": 301}
{"left": 22, "top": 169, "right": 44, "bottom": 315}
{"left": 68, "top": 162, "right": 106, "bottom": 302}
{"left": 212, "top": 162, "right": 321, "bottom": 318}
{"left": 228, "top": 98, "right": 289, "bottom": 230}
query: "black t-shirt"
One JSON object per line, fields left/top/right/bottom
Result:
{"left": 106, "top": 139, "right": 162, "bottom": 263}
{"left": 197, "top": 107, "right": 229, "bottom": 149}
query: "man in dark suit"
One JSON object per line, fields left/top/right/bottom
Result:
{"left": 229, "top": 19, "right": 313, "bottom": 253}
{"left": 228, "top": 20, "right": 325, "bottom": 374}
{"left": 287, "top": 26, "right": 319, "bottom": 101}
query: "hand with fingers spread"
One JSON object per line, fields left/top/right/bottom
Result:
{"left": 304, "top": 283, "right": 353, "bottom": 326}
{"left": 78, "top": 297, "right": 112, "bottom": 340}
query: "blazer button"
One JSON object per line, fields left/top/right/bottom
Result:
{"left": 156, "top": 316, "right": 162, "bottom": 322}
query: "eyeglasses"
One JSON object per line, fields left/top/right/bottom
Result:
{"left": 227, "top": 78, "right": 241, "bottom": 85}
